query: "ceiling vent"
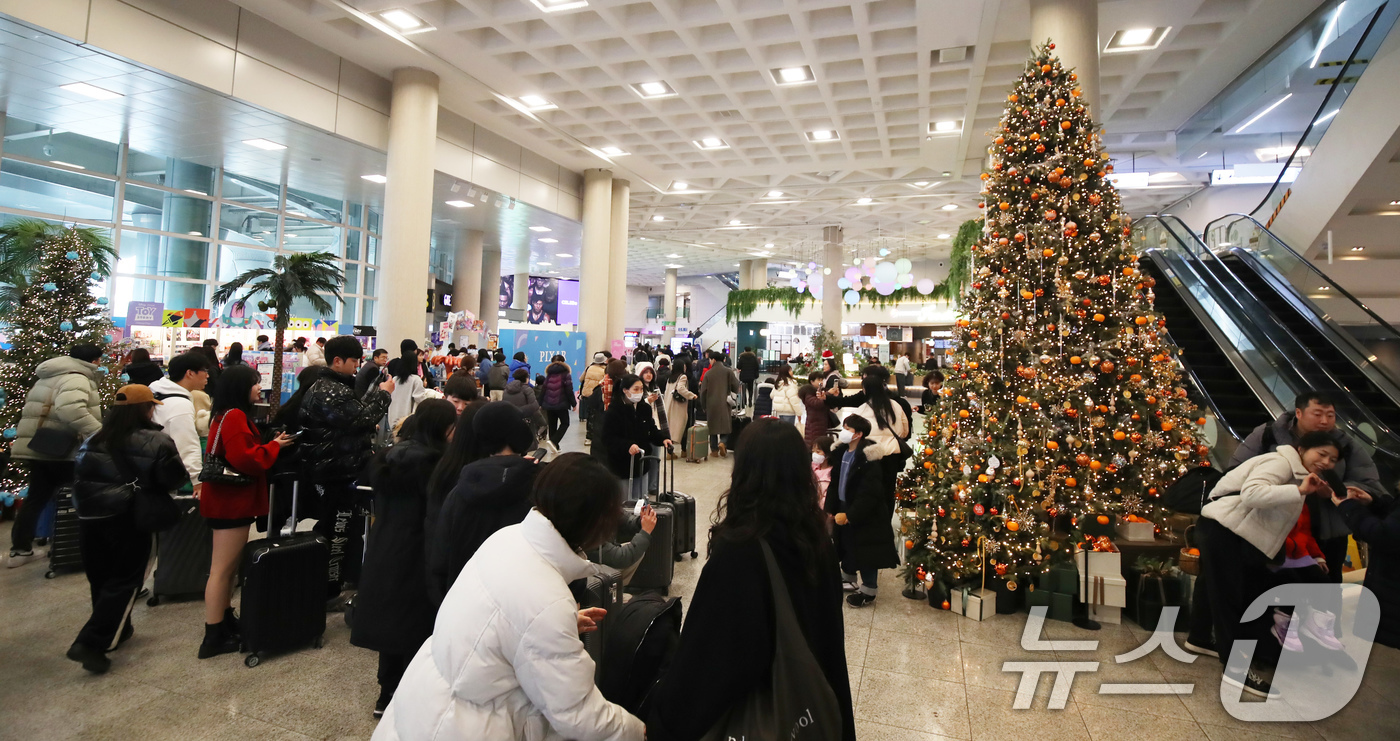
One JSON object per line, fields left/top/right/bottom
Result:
{"left": 933, "top": 46, "right": 973, "bottom": 64}
{"left": 715, "top": 110, "right": 741, "bottom": 120}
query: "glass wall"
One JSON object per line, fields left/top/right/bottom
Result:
{"left": 0, "top": 114, "right": 381, "bottom": 326}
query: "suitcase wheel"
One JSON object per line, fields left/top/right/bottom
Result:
{"left": 245, "top": 653, "right": 261, "bottom": 668}
{"left": 673, "top": 554, "right": 682, "bottom": 562}
{"left": 314, "top": 635, "right": 324, "bottom": 649}
{"left": 691, "top": 551, "right": 698, "bottom": 558}
{"left": 44, "top": 569, "right": 56, "bottom": 579}
{"left": 147, "top": 595, "right": 160, "bottom": 607}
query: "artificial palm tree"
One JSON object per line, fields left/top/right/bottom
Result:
{"left": 0, "top": 218, "right": 116, "bottom": 314}
{"left": 212, "top": 251, "right": 344, "bottom": 413}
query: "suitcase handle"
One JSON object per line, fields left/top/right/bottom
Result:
{"left": 269, "top": 474, "right": 303, "bottom": 540}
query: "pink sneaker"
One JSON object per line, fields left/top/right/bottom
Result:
{"left": 1302, "top": 609, "right": 1346, "bottom": 651}
{"left": 1273, "top": 609, "right": 1304, "bottom": 652}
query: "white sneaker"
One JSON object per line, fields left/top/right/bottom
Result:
{"left": 1302, "top": 609, "right": 1346, "bottom": 651}
{"left": 7, "top": 550, "right": 38, "bottom": 569}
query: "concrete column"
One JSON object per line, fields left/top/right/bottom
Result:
{"left": 377, "top": 67, "right": 440, "bottom": 344}
{"left": 1030, "top": 0, "right": 1100, "bottom": 116}
{"left": 607, "top": 179, "right": 630, "bottom": 344}
{"left": 480, "top": 248, "right": 501, "bottom": 335}
{"left": 739, "top": 259, "right": 753, "bottom": 291}
{"left": 511, "top": 272, "right": 529, "bottom": 311}
{"left": 822, "top": 226, "right": 844, "bottom": 334}
{"left": 453, "top": 229, "right": 484, "bottom": 317}
{"left": 750, "top": 259, "right": 769, "bottom": 289}
{"left": 662, "top": 267, "right": 678, "bottom": 344}
{"left": 579, "top": 169, "right": 613, "bottom": 352}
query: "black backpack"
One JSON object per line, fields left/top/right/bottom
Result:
{"left": 1162, "top": 425, "right": 1277, "bottom": 514}
{"left": 599, "top": 593, "right": 682, "bottom": 714}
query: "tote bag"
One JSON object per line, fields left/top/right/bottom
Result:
{"left": 700, "top": 540, "right": 842, "bottom": 741}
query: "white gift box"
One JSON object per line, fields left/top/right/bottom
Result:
{"left": 1087, "top": 604, "right": 1122, "bottom": 624}
{"left": 1075, "top": 546, "right": 1122, "bottom": 577}
{"left": 950, "top": 586, "right": 997, "bottom": 621}
{"left": 1078, "top": 573, "right": 1128, "bottom": 609}
{"left": 1115, "top": 520, "right": 1155, "bottom": 542}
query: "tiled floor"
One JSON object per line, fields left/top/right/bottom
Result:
{"left": 3, "top": 418, "right": 1397, "bottom": 740}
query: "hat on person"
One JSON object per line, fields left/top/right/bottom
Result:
{"left": 114, "top": 384, "right": 162, "bottom": 406}
{"left": 472, "top": 401, "right": 535, "bottom": 456}
{"left": 821, "top": 349, "right": 835, "bottom": 360}
{"left": 593, "top": 352, "right": 606, "bottom": 363}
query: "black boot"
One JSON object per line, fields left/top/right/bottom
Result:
{"left": 197, "top": 621, "right": 239, "bottom": 659}
{"left": 67, "top": 642, "right": 111, "bottom": 674}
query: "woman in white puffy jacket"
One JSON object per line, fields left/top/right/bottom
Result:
{"left": 1197, "top": 430, "right": 1340, "bottom": 696}
{"left": 770, "top": 364, "right": 804, "bottom": 425}
{"left": 374, "top": 453, "right": 643, "bottom": 741}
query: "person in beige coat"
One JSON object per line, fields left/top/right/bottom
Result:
{"left": 9, "top": 345, "right": 104, "bottom": 566}
{"left": 664, "top": 358, "right": 697, "bottom": 457}
{"left": 697, "top": 352, "right": 741, "bottom": 457}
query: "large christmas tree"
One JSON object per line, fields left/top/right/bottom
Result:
{"left": 0, "top": 225, "right": 121, "bottom": 494}
{"left": 900, "top": 42, "right": 1205, "bottom": 592}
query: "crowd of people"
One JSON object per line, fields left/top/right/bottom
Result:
{"left": 7, "top": 333, "right": 1400, "bottom": 736}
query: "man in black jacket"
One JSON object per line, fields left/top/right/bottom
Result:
{"left": 736, "top": 347, "right": 760, "bottom": 408}
{"left": 299, "top": 336, "right": 393, "bottom": 598}
{"left": 355, "top": 348, "right": 389, "bottom": 396}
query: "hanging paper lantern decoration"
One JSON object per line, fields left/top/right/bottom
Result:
{"left": 42, "top": 282, "right": 57, "bottom": 291}
{"left": 844, "top": 266, "right": 861, "bottom": 283}
{"left": 809, "top": 283, "right": 823, "bottom": 300}
{"left": 90, "top": 272, "right": 101, "bottom": 281}
{"left": 899, "top": 273, "right": 915, "bottom": 287}
{"left": 2, "top": 427, "right": 16, "bottom": 439}
{"left": 843, "top": 289, "right": 861, "bottom": 305}
{"left": 878, "top": 248, "right": 891, "bottom": 257}
{"left": 837, "top": 278, "right": 851, "bottom": 290}
{"left": 59, "top": 321, "right": 73, "bottom": 331}
{"left": 874, "top": 261, "right": 897, "bottom": 284}
{"left": 96, "top": 297, "right": 109, "bottom": 305}
{"left": 65, "top": 251, "right": 79, "bottom": 260}
{"left": 822, "top": 267, "right": 832, "bottom": 275}
{"left": 875, "top": 282, "right": 896, "bottom": 296}
{"left": 807, "top": 262, "right": 817, "bottom": 270}
{"left": 916, "top": 278, "right": 935, "bottom": 295}
{"left": 894, "top": 258, "right": 912, "bottom": 274}
{"left": 796, "top": 281, "right": 807, "bottom": 292}
{"left": 863, "top": 257, "right": 878, "bottom": 273}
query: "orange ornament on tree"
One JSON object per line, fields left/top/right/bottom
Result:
{"left": 1096, "top": 515, "right": 1110, "bottom": 525}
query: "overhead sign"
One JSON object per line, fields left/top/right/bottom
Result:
{"left": 126, "top": 301, "right": 163, "bottom": 327}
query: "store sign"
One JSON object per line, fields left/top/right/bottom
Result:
{"left": 182, "top": 308, "right": 210, "bottom": 327}
{"left": 162, "top": 310, "right": 184, "bottom": 328}
{"left": 126, "top": 301, "right": 164, "bottom": 327}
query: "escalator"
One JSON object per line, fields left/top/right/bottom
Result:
{"left": 1216, "top": 252, "right": 1400, "bottom": 432}
{"left": 1138, "top": 255, "right": 1274, "bottom": 439}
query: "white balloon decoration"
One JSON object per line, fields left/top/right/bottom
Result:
{"left": 874, "top": 261, "right": 897, "bottom": 284}
{"left": 916, "top": 278, "right": 935, "bottom": 295}
{"left": 844, "top": 289, "right": 861, "bottom": 305}
{"left": 837, "top": 277, "right": 851, "bottom": 289}
{"left": 894, "top": 258, "right": 912, "bottom": 274}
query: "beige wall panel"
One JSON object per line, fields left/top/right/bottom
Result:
{"left": 231, "top": 53, "right": 336, "bottom": 131}
{"left": 434, "top": 139, "right": 475, "bottom": 182}
{"left": 119, "top": 0, "right": 239, "bottom": 47}
{"left": 472, "top": 154, "right": 520, "bottom": 199}
{"left": 473, "top": 126, "right": 522, "bottom": 170}
{"left": 236, "top": 10, "right": 340, "bottom": 91}
{"left": 0, "top": 0, "right": 89, "bottom": 41}
{"left": 335, "top": 97, "right": 389, "bottom": 150}
{"left": 556, "top": 194, "right": 582, "bottom": 221}
{"left": 517, "top": 176, "right": 557, "bottom": 213}
{"left": 338, "top": 59, "right": 391, "bottom": 114}
{"left": 89, "top": 0, "right": 235, "bottom": 94}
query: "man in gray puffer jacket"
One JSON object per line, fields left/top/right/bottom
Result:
{"left": 8, "top": 344, "right": 104, "bottom": 567}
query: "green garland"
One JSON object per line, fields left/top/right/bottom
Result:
{"left": 725, "top": 286, "right": 816, "bottom": 321}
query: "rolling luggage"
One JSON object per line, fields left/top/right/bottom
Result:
{"left": 655, "top": 454, "right": 697, "bottom": 561}
{"left": 625, "top": 454, "right": 674, "bottom": 595}
{"left": 728, "top": 412, "right": 751, "bottom": 450}
{"left": 148, "top": 494, "right": 212, "bottom": 605}
{"left": 342, "top": 485, "right": 375, "bottom": 630}
{"left": 570, "top": 565, "right": 622, "bottom": 683}
{"left": 685, "top": 422, "right": 709, "bottom": 463}
{"left": 45, "top": 487, "right": 83, "bottom": 579}
{"left": 239, "top": 475, "right": 328, "bottom": 667}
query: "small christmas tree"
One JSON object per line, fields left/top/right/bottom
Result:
{"left": 900, "top": 42, "right": 1205, "bottom": 594}
{"left": 0, "top": 225, "right": 119, "bottom": 493}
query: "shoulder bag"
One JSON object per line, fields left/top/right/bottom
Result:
{"left": 114, "top": 447, "right": 179, "bottom": 533}
{"left": 198, "top": 412, "right": 255, "bottom": 486}
{"left": 700, "top": 539, "right": 843, "bottom": 741}
{"left": 28, "top": 397, "right": 82, "bottom": 458}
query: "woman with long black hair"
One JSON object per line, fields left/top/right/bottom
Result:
{"left": 643, "top": 419, "right": 854, "bottom": 740}
{"left": 852, "top": 369, "right": 909, "bottom": 495}
{"left": 199, "top": 365, "right": 294, "bottom": 659}
{"left": 387, "top": 340, "right": 428, "bottom": 429}
{"left": 353, "top": 399, "right": 458, "bottom": 718}
{"left": 65, "top": 385, "right": 189, "bottom": 674}
{"left": 424, "top": 399, "right": 488, "bottom": 543}
{"left": 221, "top": 342, "right": 246, "bottom": 369}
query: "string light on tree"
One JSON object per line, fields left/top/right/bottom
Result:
{"left": 898, "top": 41, "right": 1201, "bottom": 595}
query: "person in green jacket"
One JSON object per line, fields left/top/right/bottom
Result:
{"left": 9, "top": 344, "right": 104, "bottom": 568}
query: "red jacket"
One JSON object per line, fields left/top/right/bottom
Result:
{"left": 201, "top": 409, "right": 281, "bottom": 520}
{"left": 1283, "top": 505, "right": 1326, "bottom": 561}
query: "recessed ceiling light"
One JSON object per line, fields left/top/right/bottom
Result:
{"left": 599, "top": 145, "right": 629, "bottom": 157}
{"left": 362, "top": 174, "right": 387, "bottom": 183}
{"left": 734, "top": 263, "right": 741, "bottom": 267}
{"left": 59, "top": 82, "right": 123, "bottom": 100}
{"left": 1351, "top": 246, "right": 1365, "bottom": 251}
{"left": 807, "top": 130, "right": 839, "bottom": 143}
{"left": 631, "top": 81, "right": 676, "bottom": 99}
{"left": 556, "top": 252, "right": 572, "bottom": 257}
{"left": 937, "top": 233, "right": 951, "bottom": 239}
{"left": 50, "top": 161, "right": 85, "bottom": 170}
{"left": 445, "top": 200, "right": 473, "bottom": 208}
{"left": 1319, "top": 286, "right": 1330, "bottom": 290}
{"left": 1391, "top": 200, "right": 1400, "bottom": 206}
{"left": 529, "top": 0, "right": 589, "bottom": 12}
{"left": 540, "top": 238, "right": 558, "bottom": 243}
{"left": 1104, "top": 26, "right": 1170, "bottom": 53}
{"left": 653, "top": 215, "right": 665, "bottom": 221}
{"left": 694, "top": 138, "right": 729, "bottom": 150}
{"left": 673, "top": 182, "right": 689, "bottom": 191}
{"left": 285, "top": 234, "right": 297, "bottom": 238}
{"left": 941, "top": 203, "right": 959, "bottom": 211}
{"left": 915, "top": 181, "right": 930, "bottom": 187}
{"left": 518, "top": 95, "right": 557, "bottom": 111}
{"left": 529, "top": 226, "right": 552, "bottom": 232}
{"left": 856, "top": 197, "right": 873, "bottom": 205}
{"left": 929, "top": 120, "right": 962, "bottom": 134}
{"left": 377, "top": 8, "right": 434, "bottom": 34}
{"left": 243, "top": 138, "right": 286, "bottom": 151}
{"left": 729, "top": 220, "right": 743, "bottom": 226}
{"left": 767, "top": 190, "right": 784, "bottom": 198}
{"left": 666, "top": 263, "right": 684, "bottom": 268}
{"left": 537, "top": 262, "right": 552, "bottom": 266}
{"left": 772, "top": 65, "right": 815, "bottom": 85}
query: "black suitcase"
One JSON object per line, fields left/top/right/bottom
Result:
{"left": 570, "top": 565, "right": 622, "bottom": 683}
{"left": 729, "top": 413, "right": 751, "bottom": 450}
{"left": 45, "top": 487, "right": 83, "bottom": 579}
{"left": 625, "top": 454, "right": 674, "bottom": 595}
{"left": 239, "top": 476, "right": 328, "bottom": 667}
{"left": 148, "top": 494, "right": 212, "bottom": 605}
{"left": 655, "top": 454, "right": 697, "bottom": 561}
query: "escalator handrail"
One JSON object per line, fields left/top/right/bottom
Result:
{"left": 1202, "top": 212, "right": 1400, "bottom": 340}
{"left": 1152, "top": 215, "right": 1400, "bottom": 453}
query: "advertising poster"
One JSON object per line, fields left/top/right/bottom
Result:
{"left": 496, "top": 328, "right": 588, "bottom": 374}
{"left": 499, "top": 276, "right": 580, "bottom": 326}
{"left": 126, "top": 301, "right": 163, "bottom": 327}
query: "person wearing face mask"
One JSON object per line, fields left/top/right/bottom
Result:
{"left": 811, "top": 435, "right": 836, "bottom": 512}
{"left": 602, "top": 374, "right": 673, "bottom": 500}
{"left": 1196, "top": 431, "right": 1347, "bottom": 699}
{"left": 823, "top": 415, "right": 898, "bottom": 607}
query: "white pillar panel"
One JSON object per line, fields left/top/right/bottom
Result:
{"left": 750, "top": 259, "right": 769, "bottom": 289}
{"left": 480, "top": 248, "right": 501, "bottom": 335}
{"left": 453, "top": 229, "right": 484, "bottom": 316}
{"left": 1030, "top": 0, "right": 1100, "bottom": 116}
{"left": 662, "top": 267, "right": 678, "bottom": 344}
{"left": 822, "top": 226, "right": 844, "bottom": 334}
{"left": 579, "top": 169, "right": 613, "bottom": 352}
{"left": 377, "top": 67, "right": 440, "bottom": 344}
{"left": 739, "top": 259, "right": 753, "bottom": 291}
{"left": 607, "top": 178, "right": 630, "bottom": 345}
